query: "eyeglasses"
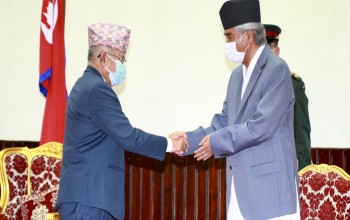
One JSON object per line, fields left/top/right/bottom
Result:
{"left": 106, "top": 52, "right": 126, "bottom": 64}
{"left": 98, "top": 52, "right": 126, "bottom": 64}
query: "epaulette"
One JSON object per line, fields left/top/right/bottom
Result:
{"left": 291, "top": 72, "right": 306, "bottom": 90}
{"left": 291, "top": 72, "right": 301, "bottom": 81}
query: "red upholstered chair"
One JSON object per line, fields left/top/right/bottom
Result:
{"left": 0, "top": 142, "right": 62, "bottom": 220}
{"left": 298, "top": 164, "right": 350, "bottom": 219}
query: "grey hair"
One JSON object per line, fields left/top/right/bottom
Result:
{"left": 87, "top": 45, "right": 111, "bottom": 61}
{"left": 235, "top": 22, "right": 267, "bottom": 45}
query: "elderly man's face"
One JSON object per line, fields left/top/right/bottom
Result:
{"left": 224, "top": 27, "right": 249, "bottom": 52}
{"left": 98, "top": 47, "right": 126, "bottom": 87}
{"left": 104, "top": 48, "right": 126, "bottom": 72}
{"left": 224, "top": 27, "right": 240, "bottom": 43}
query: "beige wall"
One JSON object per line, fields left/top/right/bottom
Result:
{"left": 0, "top": 0, "right": 349, "bottom": 148}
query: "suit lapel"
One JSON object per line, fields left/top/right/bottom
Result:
{"left": 235, "top": 46, "right": 270, "bottom": 119}
{"left": 233, "top": 68, "right": 243, "bottom": 116}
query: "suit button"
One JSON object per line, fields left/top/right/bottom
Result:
{"left": 229, "top": 166, "right": 232, "bottom": 170}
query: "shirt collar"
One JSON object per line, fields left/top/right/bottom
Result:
{"left": 242, "top": 44, "right": 266, "bottom": 77}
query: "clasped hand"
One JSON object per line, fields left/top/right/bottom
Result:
{"left": 170, "top": 132, "right": 213, "bottom": 161}
{"left": 170, "top": 132, "right": 188, "bottom": 154}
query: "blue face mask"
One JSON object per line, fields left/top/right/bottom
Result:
{"left": 105, "top": 54, "right": 126, "bottom": 86}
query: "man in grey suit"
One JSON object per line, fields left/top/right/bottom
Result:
{"left": 172, "top": 1, "right": 300, "bottom": 219}
{"left": 56, "top": 23, "right": 187, "bottom": 220}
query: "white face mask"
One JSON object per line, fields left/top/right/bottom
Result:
{"left": 224, "top": 31, "right": 250, "bottom": 63}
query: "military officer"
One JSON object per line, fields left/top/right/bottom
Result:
{"left": 264, "top": 24, "right": 312, "bottom": 171}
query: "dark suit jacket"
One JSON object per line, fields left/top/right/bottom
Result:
{"left": 56, "top": 66, "right": 167, "bottom": 219}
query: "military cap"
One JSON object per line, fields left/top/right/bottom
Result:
{"left": 264, "top": 24, "right": 281, "bottom": 44}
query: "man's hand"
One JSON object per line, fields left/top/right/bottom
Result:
{"left": 169, "top": 131, "right": 188, "bottom": 155}
{"left": 194, "top": 134, "right": 213, "bottom": 161}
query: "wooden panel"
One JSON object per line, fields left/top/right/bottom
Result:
{"left": 0, "top": 140, "right": 38, "bottom": 150}
{"left": 124, "top": 152, "right": 131, "bottom": 220}
{"left": 312, "top": 148, "right": 348, "bottom": 174}
{"left": 311, "top": 149, "right": 317, "bottom": 165}
{"left": 346, "top": 150, "right": 350, "bottom": 178}
{"left": 130, "top": 153, "right": 140, "bottom": 219}
{"left": 151, "top": 158, "right": 164, "bottom": 220}
{"left": 316, "top": 149, "right": 331, "bottom": 164}
{"left": 185, "top": 154, "right": 197, "bottom": 220}
{"left": 330, "top": 150, "right": 345, "bottom": 168}
{"left": 163, "top": 154, "right": 174, "bottom": 220}
{"left": 124, "top": 152, "right": 226, "bottom": 220}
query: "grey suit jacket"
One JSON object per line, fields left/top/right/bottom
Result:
{"left": 184, "top": 46, "right": 298, "bottom": 220}
{"left": 56, "top": 66, "right": 167, "bottom": 220}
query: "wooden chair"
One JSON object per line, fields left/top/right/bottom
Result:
{"left": 298, "top": 164, "right": 350, "bottom": 219}
{"left": 0, "top": 142, "right": 62, "bottom": 220}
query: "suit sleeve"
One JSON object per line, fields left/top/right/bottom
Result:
{"left": 89, "top": 82, "right": 167, "bottom": 160}
{"left": 183, "top": 99, "right": 229, "bottom": 155}
{"left": 210, "top": 62, "right": 294, "bottom": 157}
{"left": 292, "top": 78, "right": 311, "bottom": 170}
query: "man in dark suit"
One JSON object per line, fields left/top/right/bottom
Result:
{"left": 264, "top": 24, "right": 312, "bottom": 171}
{"left": 56, "top": 23, "right": 187, "bottom": 220}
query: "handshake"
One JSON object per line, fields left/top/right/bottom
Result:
{"left": 168, "top": 132, "right": 213, "bottom": 161}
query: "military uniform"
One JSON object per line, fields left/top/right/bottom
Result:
{"left": 264, "top": 24, "right": 312, "bottom": 170}
{"left": 291, "top": 72, "right": 311, "bottom": 170}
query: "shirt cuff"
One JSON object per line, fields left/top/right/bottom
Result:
{"left": 166, "top": 137, "right": 173, "bottom": 152}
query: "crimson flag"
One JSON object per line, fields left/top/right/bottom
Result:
{"left": 39, "top": 0, "right": 67, "bottom": 145}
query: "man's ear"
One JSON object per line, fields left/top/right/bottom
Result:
{"left": 247, "top": 30, "right": 254, "bottom": 43}
{"left": 99, "top": 52, "right": 107, "bottom": 67}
